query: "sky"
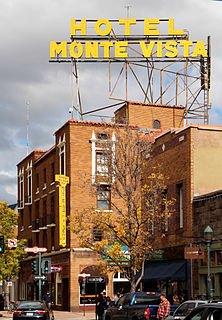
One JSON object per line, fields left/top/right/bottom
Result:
{"left": 1, "top": 0, "right": 222, "bottom": 204}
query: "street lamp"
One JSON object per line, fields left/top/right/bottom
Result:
{"left": 204, "top": 226, "right": 213, "bottom": 299}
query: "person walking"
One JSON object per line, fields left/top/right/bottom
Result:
{"left": 96, "top": 292, "right": 106, "bottom": 320}
{"left": 43, "top": 290, "right": 52, "bottom": 311}
{"left": 113, "top": 292, "right": 120, "bottom": 304}
{"left": 157, "top": 293, "right": 171, "bottom": 320}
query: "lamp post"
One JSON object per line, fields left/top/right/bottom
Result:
{"left": 204, "top": 226, "right": 213, "bottom": 299}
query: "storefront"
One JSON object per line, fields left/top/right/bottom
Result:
{"left": 199, "top": 242, "right": 222, "bottom": 298}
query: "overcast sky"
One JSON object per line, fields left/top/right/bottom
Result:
{"left": 1, "top": 0, "right": 222, "bottom": 204}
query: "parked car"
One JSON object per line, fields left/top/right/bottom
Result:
{"left": 105, "top": 292, "right": 178, "bottom": 320}
{"left": 167, "top": 300, "right": 209, "bottom": 320}
{"left": 13, "top": 301, "right": 50, "bottom": 320}
{"left": 184, "top": 303, "right": 222, "bottom": 320}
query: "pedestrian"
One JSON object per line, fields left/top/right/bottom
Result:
{"left": 43, "top": 290, "right": 52, "bottom": 311}
{"left": 113, "top": 292, "right": 121, "bottom": 304}
{"left": 96, "top": 292, "right": 106, "bottom": 320}
{"left": 106, "top": 296, "right": 111, "bottom": 309}
{"left": 157, "top": 292, "right": 171, "bottom": 320}
{"left": 172, "top": 295, "right": 180, "bottom": 305}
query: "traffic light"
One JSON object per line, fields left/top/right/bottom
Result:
{"left": 32, "top": 259, "right": 38, "bottom": 274}
{"left": 42, "top": 258, "right": 51, "bottom": 274}
{"left": 0, "top": 236, "right": 4, "bottom": 253}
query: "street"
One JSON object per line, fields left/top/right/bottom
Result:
{"left": 0, "top": 310, "right": 95, "bottom": 320}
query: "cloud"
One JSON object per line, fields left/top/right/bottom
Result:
{"left": 1, "top": 0, "right": 222, "bottom": 203}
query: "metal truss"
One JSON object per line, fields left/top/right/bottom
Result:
{"left": 49, "top": 19, "right": 211, "bottom": 124}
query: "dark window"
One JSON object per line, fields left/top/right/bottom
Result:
{"left": 43, "top": 230, "right": 47, "bottom": 248}
{"left": 154, "top": 120, "right": 160, "bottom": 129}
{"left": 93, "top": 227, "right": 102, "bottom": 241}
{"left": 51, "top": 162, "right": 55, "bottom": 182}
{"left": 97, "top": 132, "right": 110, "bottom": 140}
{"left": 61, "top": 151, "right": 65, "bottom": 175}
{"left": 35, "top": 202, "right": 39, "bottom": 219}
{"left": 36, "top": 232, "right": 39, "bottom": 247}
{"left": 36, "top": 173, "right": 39, "bottom": 191}
{"left": 51, "top": 227, "right": 55, "bottom": 250}
{"left": 29, "top": 206, "right": 32, "bottom": 225}
{"left": 43, "top": 199, "right": 47, "bottom": 217}
{"left": 51, "top": 195, "right": 55, "bottom": 214}
{"left": 177, "top": 183, "right": 183, "bottom": 229}
{"left": 43, "top": 168, "right": 46, "bottom": 185}
{"left": 97, "top": 186, "right": 111, "bottom": 210}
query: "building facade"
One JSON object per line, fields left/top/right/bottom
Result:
{"left": 143, "top": 124, "right": 222, "bottom": 300}
{"left": 193, "top": 190, "right": 222, "bottom": 299}
{"left": 17, "top": 101, "right": 185, "bottom": 311}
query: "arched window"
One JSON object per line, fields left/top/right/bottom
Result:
{"left": 154, "top": 120, "right": 160, "bottom": 129}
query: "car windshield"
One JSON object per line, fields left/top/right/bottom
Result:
{"left": 17, "top": 302, "right": 44, "bottom": 310}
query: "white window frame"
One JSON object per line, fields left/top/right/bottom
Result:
{"left": 26, "top": 161, "right": 32, "bottom": 204}
{"left": 90, "top": 130, "right": 115, "bottom": 184}
{"left": 19, "top": 167, "right": 24, "bottom": 209}
{"left": 57, "top": 133, "right": 66, "bottom": 176}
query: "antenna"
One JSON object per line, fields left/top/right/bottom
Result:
{"left": 26, "top": 101, "right": 30, "bottom": 155}
{"left": 125, "top": 4, "right": 132, "bottom": 18}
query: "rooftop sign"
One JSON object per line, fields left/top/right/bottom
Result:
{"left": 50, "top": 19, "right": 208, "bottom": 61}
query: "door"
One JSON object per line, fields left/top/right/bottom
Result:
{"left": 62, "top": 278, "right": 69, "bottom": 311}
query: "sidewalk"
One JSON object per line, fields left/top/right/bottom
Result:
{"left": 0, "top": 310, "right": 96, "bottom": 320}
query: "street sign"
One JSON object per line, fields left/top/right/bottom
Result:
{"left": 24, "top": 246, "right": 47, "bottom": 253}
{"left": 87, "top": 276, "right": 105, "bottom": 283}
{"left": 8, "top": 239, "right": 17, "bottom": 248}
{"left": 51, "top": 265, "right": 63, "bottom": 273}
{"left": 185, "top": 247, "right": 204, "bottom": 259}
{"left": 33, "top": 275, "right": 47, "bottom": 281}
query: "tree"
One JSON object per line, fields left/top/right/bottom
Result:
{"left": 0, "top": 202, "right": 27, "bottom": 292}
{"left": 70, "top": 124, "right": 174, "bottom": 292}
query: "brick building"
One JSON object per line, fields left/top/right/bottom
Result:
{"left": 17, "top": 101, "right": 185, "bottom": 311}
{"left": 142, "top": 124, "right": 222, "bottom": 300}
{"left": 193, "top": 190, "right": 222, "bottom": 298}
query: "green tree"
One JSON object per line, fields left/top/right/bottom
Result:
{"left": 70, "top": 125, "right": 174, "bottom": 292}
{"left": 0, "top": 202, "right": 27, "bottom": 283}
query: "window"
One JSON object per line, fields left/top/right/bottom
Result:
{"left": 97, "top": 132, "right": 110, "bottom": 140}
{"left": 43, "top": 168, "right": 47, "bottom": 188}
{"left": 36, "top": 232, "right": 39, "bottom": 247}
{"left": 26, "top": 161, "right": 32, "bottom": 203}
{"left": 90, "top": 130, "right": 116, "bottom": 184}
{"left": 93, "top": 227, "right": 102, "bottom": 241}
{"left": 51, "top": 162, "right": 55, "bottom": 183}
{"left": 51, "top": 195, "right": 55, "bottom": 214}
{"left": 35, "top": 202, "right": 39, "bottom": 219}
{"left": 19, "top": 168, "right": 24, "bottom": 208}
{"left": 58, "top": 134, "right": 66, "bottom": 175}
{"left": 97, "top": 186, "right": 111, "bottom": 210}
{"left": 43, "top": 199, "right": 47, "bottom": 214}
{"left": 154, "top": 120, "right": 160, "bottom": 129}
{"left": 43, "top": 230, "right": 47, "bottom": 248}
{"left": 177, "top": 184, "right": 183, "bottom": 228}
{"left": 51, "top": 227, "right": 55, "bottom": 250}
{"left": 28, "top": 206, "right": 32, "bottom": 226}
{"left": 36, "top": 173, "right": 39, "bottom": 193}
{"left": 96, "top": 152, "right": 109, "bottom": 176}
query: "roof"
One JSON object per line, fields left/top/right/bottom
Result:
{"left": 193, "top": 189, "right": 222, "bottom": 202}
{"left": 17, "top": 149, "right": 46, "bottom": 166}
{"left": 153, "top": 123, "right": 222, "bottom": 142}
{"left": 114, "top": 101, "right": 185, "bottom": 114}
{"left": 34, "top": 146, "right": 56, "bottom": 166}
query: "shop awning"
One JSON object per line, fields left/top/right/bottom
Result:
{"left": 138, "top": 260, "right": 187, "bottom": 281}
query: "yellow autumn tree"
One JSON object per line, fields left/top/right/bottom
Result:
{"left": 70, "top": 124, "right": 174, "bottom": 292}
